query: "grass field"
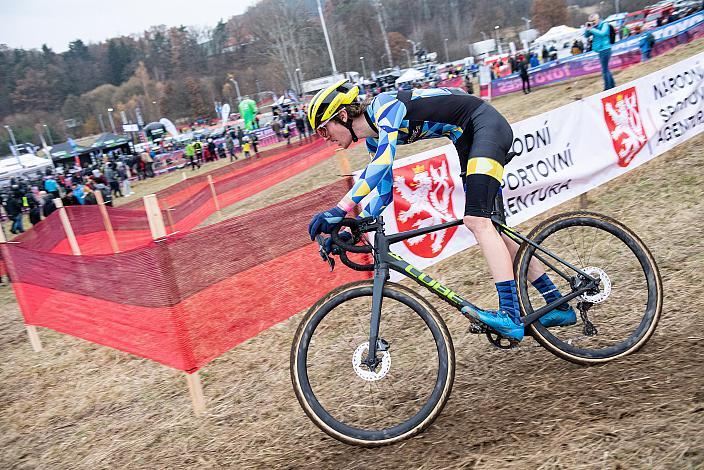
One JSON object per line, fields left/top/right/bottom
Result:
{"left": 1, "top": 41, "right": 703, "bottom": 469}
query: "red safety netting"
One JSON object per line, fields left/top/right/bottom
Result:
{"left": 15, "top": 137, "right": 339, "bottom": 256}
{"left": 3, "top": 179, "right": 370, "bottom": 372}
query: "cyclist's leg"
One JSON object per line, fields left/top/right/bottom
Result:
{"left": 493, "top": 169, "right": 576, "bottom": 327}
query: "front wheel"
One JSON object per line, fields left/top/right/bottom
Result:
{"left": 515, "top": 211, "right": 663, "bottom": 365}
{"left": 290, "top": 281, "right": 455, "bottom": 446}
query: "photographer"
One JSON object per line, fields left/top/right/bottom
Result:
{"left": 584, "top": 13, "right": 615, "bottom": 90}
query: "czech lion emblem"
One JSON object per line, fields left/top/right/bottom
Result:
{"left": 602, "top": 87, "right": 647, "bottom": 167}
{"left": 393, "top": 153, "right": 459, "bottom": 257}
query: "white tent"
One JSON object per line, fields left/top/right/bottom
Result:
{"left": 0, "top": 154, "right": 53, "bottom": 184}
{"left": 395, "top": 68, "right": 425, "bottom": 85}
{"left": 533, "top": 25, "right": 582, "bottom": 47}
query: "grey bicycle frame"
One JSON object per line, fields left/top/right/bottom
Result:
{"left": 362, "top": 215, "right": 600, "bottom": 365}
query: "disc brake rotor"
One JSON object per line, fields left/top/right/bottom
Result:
{"left": 352, "top": 342, "right": 391, "bottom": 382}
{"left": 579, "top": 266, "right": 612, "bottom": 303}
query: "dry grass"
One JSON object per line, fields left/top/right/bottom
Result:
{"left": 1, "top": 40, "right": 703, "bottom": 469}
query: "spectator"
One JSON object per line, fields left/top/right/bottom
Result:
{"left": 585, "top": 13, "right": 616, "bottom": 90}
{"left": 43, "top": 175, "right": 60, "bottom": 199}
{"left": 640, "top": 31, "right": 656, "bottom": 61}
{"left": 95, "top": 183, "right": 112, "bottom": 206}
{"left": 529, "top": 53, "right": 540, "bottom": 68}
{"left": 242, "top": 136, "right": 251, "bottom": 158}
{"left": 72, "top": 183, "right": 85, "bottom": 204}
{"left": 541, "top": 45, "right": 549, "bottom": 63}
{"left": 620, "top": 24, "right": 631, "bottom": 39}
{"left": 61, "top": 188, "right": 79, "bottom": 206}
{"left": 271, "top": 118, "right": 282, "bottom": 141}
{"left": 517, "top": 55, "right": 531, "bottom": 94}
{"left": 141, "top": 150, "right": 154, "bottom": 177}
{"left": 294, "top": 108, "right": 306, "bottom": 144}
{"left": 548, "top": 45, "right": 558, "bottom": 61}
{"left": 251, "top": 132, "right": 259, "bottom": 155}
{"left": 464, "top": 74, "right": 474, "bottom": 95}
{"left": 105, "top": 163, "right": 122, "bottom": 198}
{"left": 226, "top": 134, "right": 238, "bottom": 161}
{"left": 83, "top": 186, "right": 98, "bottom": 205}
{"left": 6, "top": 188, "right": 23, "bottom": 234}
{"left": 117, "top": 163, "right": 133, "bottom": 196}
{"left": 282, "top": 124, "right": 291, "bottom": 145}
{"left": 193, "top": 139, "right": 204, "bottom": 166}
{"left": 41, "top": 191, "right": 56, "bottom": 218}
{"left": 184, "top": 141, "right": 199, "bottom": 170}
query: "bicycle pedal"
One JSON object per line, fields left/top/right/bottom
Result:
{"left": 466, "top": 319, "right": 487, "bottom": 334}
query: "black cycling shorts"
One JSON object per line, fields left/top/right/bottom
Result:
{"left": 455, "top": 102, "right": 513, "bottom": 218}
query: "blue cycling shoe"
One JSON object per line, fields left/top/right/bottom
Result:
{"left": 538, "top": 305, "right": 577, "bottom": 328}
{"left": 462, "top": 307, "right": 524, "bottom": 341}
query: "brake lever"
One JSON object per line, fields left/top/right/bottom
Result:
{"left": 315, "top": 235, "right": 335, "bottom": 272}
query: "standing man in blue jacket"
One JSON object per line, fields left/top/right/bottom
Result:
{"left": 584, "top": 13, "right": 616, "bottom": 90}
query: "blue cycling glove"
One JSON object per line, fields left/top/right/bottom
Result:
{"left": 308, "top": 206, "right": 347, "bottom": 240}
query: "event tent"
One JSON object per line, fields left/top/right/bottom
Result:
{"left": 49, "top": 141, "right": 91, "bottom": 162}
{"left": 0, "top": 154, "right": 54, "bottom": 185}
{"left": 533, "top": 25, "right": 582, "bottom": 47}
{"left": 395, "top": 68, "right": 425, "bottom": 85}
{"left": 88, "top": 132, "right": 131, "bottom": 151}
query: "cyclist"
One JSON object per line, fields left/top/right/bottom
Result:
{"left": 307, "top": 80, "right": 576, "bottom": 341}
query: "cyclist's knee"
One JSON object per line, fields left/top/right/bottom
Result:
{"left": 463, "top": 215, "right": 493, "bottom": 234}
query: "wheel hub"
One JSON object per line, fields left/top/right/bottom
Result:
{"left": 579, "top": 266, "right": 611, "bottom": 303}
{"left": 352, "top": 342, "right": 391, "bottom": 382}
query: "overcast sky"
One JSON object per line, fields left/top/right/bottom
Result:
{"left": 0, "top": 0, "right": 259, "bottom": 52}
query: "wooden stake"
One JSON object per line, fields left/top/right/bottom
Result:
{"left": 143, "top": 194, "right": 167, "bottom": 239}
{"left": 185, "top": 372, "right": 206, "bottom": 416}
{"left": 165, "top": 208, "right": 176, "bottom": 234}
{"left": 579, "top": 193, "right": 589, "bottom": 209}
{"left": 94, "top": 190, "right": 120, "bottom": 253}
{"left": 54, "top": 198, "right": 81, "bottom": 255}
{"left": 207, "top": 175, "right": 222, "bottom": 218}
{"left": 0, "top": 226, "right": 42, "bottom": 351}
{"left": 144, "top": 194, "right": 205, "bottom": 414}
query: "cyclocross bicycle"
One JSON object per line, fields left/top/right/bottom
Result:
{"left": 291, "top": 205, "right": 662, "bottom": 447}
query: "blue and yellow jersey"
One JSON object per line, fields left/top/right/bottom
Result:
{"left": 338, "top": 88, "right": 485, "bottom": 217}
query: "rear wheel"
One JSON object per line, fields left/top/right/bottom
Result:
{"left": 290, "top": 281, "right": 455, "bottom": 446}
{"left": 515, "top": 212, "right": 663, "bottom": 365}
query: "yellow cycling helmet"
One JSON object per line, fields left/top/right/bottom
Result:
{"left": 307, "top": 80, "right": 359, "bottom": 130}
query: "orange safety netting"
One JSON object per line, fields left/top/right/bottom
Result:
{"left": 1, "top": 138, "right": 370, "bottom": 372}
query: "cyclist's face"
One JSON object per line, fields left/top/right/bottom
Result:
{"left": 318, "top": 110, "right": 353, "bottom": 148}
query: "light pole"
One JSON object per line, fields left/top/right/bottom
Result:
{"left": 107, "top": 108, "right": 117, "bottom": 134}
{"left": 494, "top": 25, "right": 502, "bottom": 54}
{"left": 373, "top": 0, "right": 393, "bottom": 69}
{"left": 316, "top": 0, "right": 339, "bottom": 75}
{"left": 480, "top": 31, "right": 487, "bottom": 40}
{"left": 43, "top": 124, "right": 54, "bottom": 145}
{"left": 444, "top": 38, "right": 449, "bottom": 63}
{"left": 614, "top": 0, "right": 620, "bottom": 13}
{"left": 402, "top": 48, "right": 412, "bottom": 67}
{"left": 360, "top": 56, "right": 367, "bottom": 80}
{"left": 152, "top": 101, "right": 162, "bottom": 121}
{"left": 521, "top": 17, "right": 532, "bottom": 30}
{"left": 98, "top": 113, "right": 106, "bottom": 133}
{"left": 229, "top": 77, "right": 242, "bottom": 102}
{"left": 294, "top": 68, "right": 304, "bottom": 96}
{"left": 4, "top": 125, "right": 22, "bottom": 166}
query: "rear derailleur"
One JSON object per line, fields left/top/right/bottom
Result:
{"left": 577, "top": 301, "right": 598, "bottom": 336}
